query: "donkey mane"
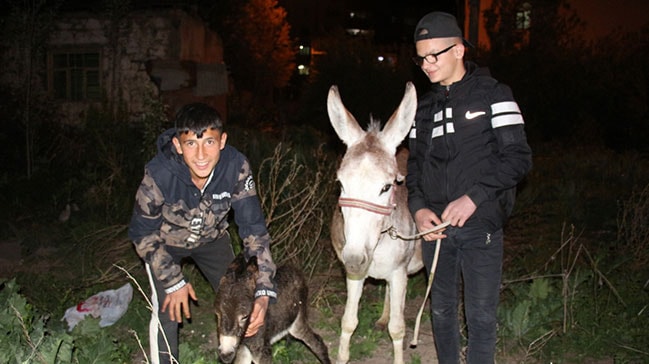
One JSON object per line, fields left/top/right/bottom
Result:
{"left": 365, "top": 117, "right": 382, "bottom": 132}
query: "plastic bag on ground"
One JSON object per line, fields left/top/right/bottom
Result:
{"left": 62, "top": 282, "right": 133, "bottom": 331}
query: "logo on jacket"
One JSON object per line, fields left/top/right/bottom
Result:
{"left": 465, "top": 110, "right": 486, "bottom": 120}
{"left": 213, "top": 192, "right": 231, "bottom": 200}
{"left": 244, "top": 175, "right": 255, "bottom": 191}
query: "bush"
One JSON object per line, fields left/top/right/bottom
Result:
{"left": 0, "top": 279, "right": 74, "bottom": 363}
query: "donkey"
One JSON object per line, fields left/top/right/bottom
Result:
{"left": 214, "top": 253, "right": 330, "bottom": 364}
{"left": 328, "top": 82, "right": 421, "bottom": 364}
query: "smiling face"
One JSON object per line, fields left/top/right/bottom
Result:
{"left": 172, "top": 128, "right": 227, "bottom": 190}
{"left": 415, "top": 36, "right": 466, "bottom": 86}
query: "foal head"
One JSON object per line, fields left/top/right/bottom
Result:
{"left": 327, "top": 82, "right": 417, "bottom": 277}
{"left": 214, "top": 253, "right": 257, "bottom": 363}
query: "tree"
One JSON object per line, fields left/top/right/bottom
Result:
{"left": 215, "top": 0, "right": 295, "bottom": 107}
{"left": 1, "top": 0, "right": 59, "bottom": 179}
{"left": 481, "top": 0, "right": 588, "bottom": 143}
{"left": 483, "top": 0, "right": 582, "bottom": 55}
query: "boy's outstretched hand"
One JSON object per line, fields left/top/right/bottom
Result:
{"left": 162, "top": 283, "right": 197, "bottom": 323}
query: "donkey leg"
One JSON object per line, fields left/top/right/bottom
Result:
{"left": 386, "top": 272, "right": 409, "bottom": 364}
{"left": 289, "top": 311, "right": 331, "bottom": 364}
{"left": 376, "top": 284, "right": 390, "bottom": 330}
{"left": 337, "top": 277, "right": 364, "bottom": 364}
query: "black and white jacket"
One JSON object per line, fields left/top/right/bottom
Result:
{"left": 407, "top": 62, "right": 533, "bottom": 232}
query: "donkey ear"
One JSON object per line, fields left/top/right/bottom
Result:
{"left": 327, "top": 85, "right": 365, "bottom": 146}
{"left": 380, "top": 82, "right": 417, "bottom": 151}
{"left": 228, "top": 253, "right": 247, "bottom": 275}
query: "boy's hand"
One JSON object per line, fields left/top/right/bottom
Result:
{"left": 442, "top": 194, "right": 477, "bottom": 228}
{"left": 162, "top": 283, "right": 197, "bottom": 323}
{"left": 245, "top": 296, "right": 270, "bottom": 337}
{"left": 414, "top": 208, "right": 447, "bottom": 241}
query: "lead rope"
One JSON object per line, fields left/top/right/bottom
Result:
{"left": 383, "top": 221, "right": 450, "bottom": 348}
{"left": 410, "top": 235, "right": 442, "bottom": 347}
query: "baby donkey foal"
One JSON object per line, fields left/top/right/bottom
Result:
{"left": 214, "top": 253, "right": 330, "bottom": 364}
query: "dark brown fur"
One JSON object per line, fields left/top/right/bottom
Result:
{"left": 214, "top": 253, "right": 330, "bottom": 364}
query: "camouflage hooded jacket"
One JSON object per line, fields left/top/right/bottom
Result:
{"left": 128, "top": 128, "right": 277, "bottom": 298}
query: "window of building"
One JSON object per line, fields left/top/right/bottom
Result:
{"left": 50, "top": 51, "right": 102, "bottom": 101}
{"left": 516, "top": 3, "right": 532, "bottom": 30}
{"left": 298, "top": 45, "right": 310, "bottom": 56}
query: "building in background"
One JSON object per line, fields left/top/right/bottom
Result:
{"left": 46, "top": 8, "right": 228, "bottom": 123}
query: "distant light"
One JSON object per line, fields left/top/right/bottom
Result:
{"left": 299, "top": 45, "right": 304, "bottom": 50}
{"left": 297, "top": 64, "right": 310, "bottom": 75}
{"left": 377, "top": 56, "right": 385, "bottom": 62}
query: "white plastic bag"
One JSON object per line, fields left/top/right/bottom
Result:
{"left": 62, "top": 282, "right": 133, "bottom": 331}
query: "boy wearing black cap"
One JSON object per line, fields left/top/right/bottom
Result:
{"left": 406, "top": 11, "right": 532, "bottom": 364}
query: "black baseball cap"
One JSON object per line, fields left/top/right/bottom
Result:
{"left": 413, "top": 11, "right": 474, "bottom": 48}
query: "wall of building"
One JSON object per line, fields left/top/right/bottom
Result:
{"left": 48, "top": 8, "right": 228, "bottom": 124}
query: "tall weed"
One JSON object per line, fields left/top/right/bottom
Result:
{"left": 617, "top": 182, "right": 649, "bottom": 269}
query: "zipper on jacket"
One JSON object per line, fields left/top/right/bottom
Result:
{"left": 444, "top": 85, "right": 451, "bottom": 202}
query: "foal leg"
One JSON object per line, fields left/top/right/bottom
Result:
{"left": 248, "top": 344, "right": 272, "bottom": 364}
{"left": 233, "top": 346, "right": 253, "bottom": 364}
{"left": 337, "top": 277, "right": 364, "bottom": 364}
{"left": 289, "top": 311, "right": 331, "bottom": 364}
{"left": 387, "top": 272, "right": 408, "bottom": 364}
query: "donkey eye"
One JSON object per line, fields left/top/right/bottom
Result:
{"left": 380, "top": 184, "right": 392, "bottom": 194}
{"left": 240, "top": 314, "right": 249, "bottom": 323}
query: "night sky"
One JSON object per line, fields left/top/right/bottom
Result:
{"left": 279, "top": 0, "right": 648, "bottom": 44}
{"left": 46, "top": 0, "right": 649, "bottom": 43}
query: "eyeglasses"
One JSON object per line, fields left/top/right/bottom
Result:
{"left": 411, "top": 44, "right": 456, "bottom": 66}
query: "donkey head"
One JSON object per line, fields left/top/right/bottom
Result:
{"left": 214, "top": 253, "right": 258, "bottom": 363}
{"left": 327, "top": 82, "right": 417, "bottom": 277}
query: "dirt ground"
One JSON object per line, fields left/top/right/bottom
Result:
{"left": 322, "top": 297, "right": 438, "bottom": 364}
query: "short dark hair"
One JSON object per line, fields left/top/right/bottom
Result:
{"left": 174, "top": 103, "right": 224, "bottom": 138}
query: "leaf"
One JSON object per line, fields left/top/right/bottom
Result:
{"left": 529, "top": 278, "right": 551, "bottom": 301}
{"left": 510, "top": 300, "right": 531, "bottom": 339}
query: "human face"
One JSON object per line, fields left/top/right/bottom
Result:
{"left": 415, "top": 37, "right": 465, "bottom": 86}
{"left": 172, "top": 128, "right": 227, "bottom": 189}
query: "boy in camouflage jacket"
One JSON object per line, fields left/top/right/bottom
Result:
{"left": 128, "top": 103, "right": 277, "bottom": 364}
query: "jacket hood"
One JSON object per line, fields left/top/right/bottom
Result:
{"left": 153, "top": 128, "right": 193, "bottom": 186}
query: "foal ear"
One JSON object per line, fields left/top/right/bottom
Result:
{"left": 229, "top": 253, "right": 247, "bottom": 275}
{"left": 380, "top": 82, "right": 417, "bottom": 151}
{"left": 327, "top": 85, "right": 365, "bottom": 146}
{"left": 246, "top": 255, "right": 259, "bottom": 276}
